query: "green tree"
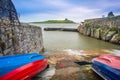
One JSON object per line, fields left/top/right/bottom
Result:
{"left": 65, "top": 18, "right": 68, "bottom": 21}
{"left": 108, "top": 11, "right": 114, "bottom": 17}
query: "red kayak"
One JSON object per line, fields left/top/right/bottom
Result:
{"left": 0, "top": 53, "right": 48, "bottom": 80}
{"left": 93, "top": 54, "right": 120, "bottom": 69}
{"left": 92, "top": 54, "right": 120, "bottom": 80}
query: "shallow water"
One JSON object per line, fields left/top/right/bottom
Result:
{"left": 43, "top": 31, "right": 120, "bottom": 51}
{"left": 32, "top": 23, "right": 120, "bottom": 55}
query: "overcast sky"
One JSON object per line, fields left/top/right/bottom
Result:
{"left": 12, "top": 0, "right": 120, "bottom": 22}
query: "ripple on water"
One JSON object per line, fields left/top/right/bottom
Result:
{"left": 63, "top": 49, "right": 87, "bottom": 56}
{"left": 103, "top": 49, "right": 120, "bottom": 56}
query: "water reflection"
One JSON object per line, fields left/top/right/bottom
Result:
{"left": 43, "top": 31, "right": 120, "bottom": 51}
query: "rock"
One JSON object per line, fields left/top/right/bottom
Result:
{"left": 77, "top": 15, "right": 120, "bottom": 45}
{"left": 110, "top": 33, "right": 120, "bottom": 44}
{"left": 86, "top": 28, "right": 91, "bottom": 36}
{"left": 39, "top": 48, "right": 44, "bottom": 53}
{"left": 90, "top": 28, "right": 95, "bottom": 37}
{"left": 32, "top": 65, "right": 55, "bottom": 80}
{"left": 83, "top": 27, "right": 88, "bottom": 35}
{"left": 44, "top": 28, "right": 78, "bottom": 32}
{"left": 105, "top": 31, "right": 117, "bottom": 41}
{"left": 101, "top": 29, "right": 109, "bottom": 41}
{"left": 94, "top": 28, "right": 101, "bottom": 39}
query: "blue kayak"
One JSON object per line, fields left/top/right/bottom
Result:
{"left": 92, "top": 54, "right": 120, "bottom": 80}
{"left": 0, "top": 53, "right": 46, "bottom": 77}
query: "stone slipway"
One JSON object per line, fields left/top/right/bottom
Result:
{"left": 32, "top": 50, "right": 107, "bottom": 80}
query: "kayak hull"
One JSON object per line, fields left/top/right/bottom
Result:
{"left": 0, "top": 59, "right": 48, "bottom": 80}
{"left": 0, "top": 53, "right": 48, "bottom": 80}
{"left": 92, "top": 55, "right": 120, "bottom": 80}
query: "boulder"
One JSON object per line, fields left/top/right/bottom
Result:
{"left": 110, "top": 33, "right": 120, "bottom": 44}
{"left": 83, "top": 27, "right": 87, "bottom": 35}
{"left": 101, "top": 29, "right": 109, "bottom": 41}
{"left": 77, "top": 26, "right": 84, "bottom": 34}
{"left": 90, "top": 28, "right": 95, "bottom": 37}
{"left": 105, "top": 31, "right": 117, "bottom": 41}
{"left": 94, "top": 28, "right": 101, "bottom": 39}
{"left": 86, "top": 28, "right": 91, "bottom": 36}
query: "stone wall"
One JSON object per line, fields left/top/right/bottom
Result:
{"left": 0, "top": 0, "right": 44, "bottom": 56}
{"left": 0, "top": 23, "right": 44, "bottom": 56}
{"left": 84, "top": 15, "right": 120, "bottom": 28}
{"left": 78, "top": 16, "right": 120, "bottom": 44}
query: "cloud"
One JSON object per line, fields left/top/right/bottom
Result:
{"left": 12, "top": 0, "right": 120, "bottom": 22}
{"left": 20, "top": 7, "right": 102, "bottom": 22}
{"left": 42, "top": 0, "right": 70, "bottom": 8}
{"left": 96, "top": 0, "right": 120, "bottom": 7}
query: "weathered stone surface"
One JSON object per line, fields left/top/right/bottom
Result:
{"left": 86, "top": 28, "right": 91, "bottom": 36}
{"left": 110, "top": 33, "right": 120, "bottom": 44}
{"left": 44, "top": 28, "right": 78, "bottom": 32}
{"left": 0, "top": 0, "right": 44, "bottom": 56}
{"left": 83, "top": 27, "right": 87, "bottom": 35}
{"left": 94, "top": 28, "right": 101, "bottom": 39}
{"left": 100, "top": 29, "right": 109, "bottom": 41}
{"left": 84, "top": 16, "right": 120, "bottom": 28}
{"left": 77, "top": 16, "right": 120, "bottom": 45}
{"left": 90, "top": 28, "right": 95, "bottom": 37}
{"left": 105, "top": 31, "right": 117, "bottom": 41}
{"left": 0, "top": 23, "right": 44, "bottom": 56}
{"left": 41, "top": 51, "right": 105, "bottom": 80}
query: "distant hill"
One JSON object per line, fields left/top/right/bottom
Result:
{"left": 30, "top": 19, "right": 75, "bottom": 24}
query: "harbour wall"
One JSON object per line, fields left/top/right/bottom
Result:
{"left": 0, "top": 0, "right": 44, "bottom": 56}
{"left": 78, "top": 16, "right": 120, "bottom": 44}
{"left": 44, "top": 28, "right": 78, "bottom": 32}
{"left": 0, "top": 22, "right": 44, "bottom": 56}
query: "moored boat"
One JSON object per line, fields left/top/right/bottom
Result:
{"left": 0, "top": 53, "right": 48, "bottom": 80}
{"left": 92, "top": 54, "right": 120, "bottom": 80}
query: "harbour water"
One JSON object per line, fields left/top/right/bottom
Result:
{"left": 32, "top": 23, "right": 120, "bottom": 55}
